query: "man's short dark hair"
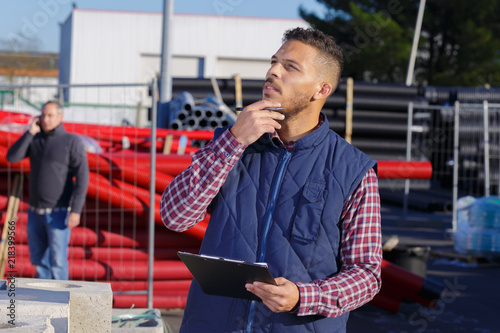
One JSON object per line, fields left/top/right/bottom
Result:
{"left": 283, "top": 27, "right": 344, "bottom": 86}
{"left": 41, "top": 100, "right": 63, "bottom": 114}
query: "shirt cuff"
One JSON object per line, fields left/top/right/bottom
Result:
{"left": 294, "top": 281, "right": 343, "bottom": 317}
{"left": 211, "top": 128, "right": 246, "bottom": 165}
{"left": 294, "top": 282, "right": 323, "bottom": 316}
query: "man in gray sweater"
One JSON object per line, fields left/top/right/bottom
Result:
{"left": 7, "top": 101, "right": 89, "bottom": 280}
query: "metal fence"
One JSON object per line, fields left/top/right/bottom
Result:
{"left": 456, "top": 101, "right": 500, "bottom": 198}
{"left": 0, "top": 81, "right": 160, "bottom": 309}
{"left": 405, "top": 101, "right": 500, "bottom": 232}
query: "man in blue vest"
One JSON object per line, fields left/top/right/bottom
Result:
{"left": 161, "top": 27, "right": 382, "bottom": 332}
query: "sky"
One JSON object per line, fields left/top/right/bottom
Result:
{"left": 0, "top": 0, "right": 327, "bottom": 53}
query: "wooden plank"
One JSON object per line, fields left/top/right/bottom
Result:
{"left": 0, "top": 174, "right": 23, "bottom": 278}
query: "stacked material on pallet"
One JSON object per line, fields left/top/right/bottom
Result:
{"left": 455, "top": 195, "right": 500, "bottom": 255}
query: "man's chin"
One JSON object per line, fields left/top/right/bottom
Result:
{"left": 262, "top": 94, "right": 281, "bottom": 103}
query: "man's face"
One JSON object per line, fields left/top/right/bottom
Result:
{"left": 40, "top": 103, "right": 63, "bottom": 133}
{"left": 263, "top": 40, "right": 321, "bottom": 120}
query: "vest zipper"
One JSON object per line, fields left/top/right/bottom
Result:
{"left": 257, "top": 150, "right": 292, "bottom": 262}
{"left": 246, "top": 150, "right": 292, "bottom": 333}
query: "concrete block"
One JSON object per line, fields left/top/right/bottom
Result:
{"left": 111, "top": 309, "right": 164, "bottom": 333}
{"left": 0, "top": 315, "right": 55, "bottom": 332}
{"left": 0, "top": 286, "right": 70, "bottom": 332}
{"left": 16, "top": 278, "right": 112, "bottom": 333}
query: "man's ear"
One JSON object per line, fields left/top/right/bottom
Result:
{"left": 313, "top": 82, "right": 333, "bottom": 101}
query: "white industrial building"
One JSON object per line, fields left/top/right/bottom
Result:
{"left": 59, "top": 8, "right": 309, "bottom": 111}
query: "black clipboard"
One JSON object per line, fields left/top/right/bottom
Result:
{"left": 177, "top": 251, "right": 277, "bottom": 301}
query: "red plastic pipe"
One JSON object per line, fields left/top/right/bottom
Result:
{"left": 13, "top": 221, "right": 201, "bottom": 248}
{"left": 379, "top": 276, "right": 436, "bottom": 308}
{"left": 89, "top": 151, "right": 192, "bottom": 176}
{"left": 13, "top": 243, "right": 199, "bottom": 261}
{"left": 1, "top": 210, "right": 155, "bottom": 228}
{"left": 378, "top": 160, "right": 432, "bottom": 179}
{"left": 16, "top": 259, "right": 193, "bottom": 280}
{"left": 381, "top": 259, "right": 443, "bottom": 301}
{"left": 0, "top": 111, "right": 213, "bottom": 141}
{"left": 106, "top": 279, "right": 192, "bottom": 292}
{"left": 0, "top": 145, "right": 30, "bottom": 171}
{"left": 87, "top": 171, "right": 145, "bottom": 214}
{"left": 368, "top": 290, "right": 402, "bottom": 313}
{"left": 63, "top": 121, "right": 214, "bottom": 141}
{"left": 86, "top": 152, "right": 174, "bottom": 194}
{"left": 109, "top": 177, "right": 209, "bottom": 240}
{"left": 1, "top": 169, "right": 207, "bottom": 241}
{"left": 0, "top": 195, "right": 29, "bottom": 212}
{"left": 0, "top": 176, "right": 30, "bottom": 193}
{"left": 0, "top": 130, "right": 22, "bottom": 148}
{"left": 0, "top": 110, "right": 31, "bottom": 124}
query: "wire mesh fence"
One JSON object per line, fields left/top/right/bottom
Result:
{"left": 0, "top": 81, "right": 207, "bottom": 309}
{"left": 453, "top": 102, "right": 500, "bottom": 255}
{"left": 456, "top": 102, "right": 500, "bottom": 198}
{"left": 400, "top": 103, "right": 456, "bottom": 217}
{"left": 404, "top": 102, "right": 500, "bottom": 233}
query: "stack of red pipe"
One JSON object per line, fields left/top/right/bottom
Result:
{"left": 0, "top": 111, "right": 212, "bottom": 308}
{"left": 0, "top": 110, "right": 213, "bottom": 154}
{"left": 0, "top": 109, "right": 439, "bottom": 310}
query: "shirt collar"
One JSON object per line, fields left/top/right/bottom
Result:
{"left": 271, "top": 113, "right": 325, "bottom": 151}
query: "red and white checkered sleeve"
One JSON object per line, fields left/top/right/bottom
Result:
{"left": 295, "top": 168, "right": 382, "bottom": 317}
{"left": 160, "top": 129, "right": 246, "bottom": 231}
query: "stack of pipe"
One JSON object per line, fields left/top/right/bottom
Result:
{"left": 0, "top": 111, "right": 211, "bottom": 308}
{"left": 0, "top": 109, "right": 214, "bottom": 154}
{"left": 170, "top": 78, "right": 428, "bottom": 161}
{"left": 165, "top": 91, "right": 236, "bottom": 132}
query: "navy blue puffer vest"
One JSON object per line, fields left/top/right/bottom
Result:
{"left": 180, "top": 115, "right": 377, "bottom": 333}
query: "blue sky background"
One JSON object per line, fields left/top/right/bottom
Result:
{"left": 0, "top": 0, "right": 327, "bottom": 53}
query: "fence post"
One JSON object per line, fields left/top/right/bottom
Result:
{"left": 58, "top": 86, "right": 64, "bottom": 105}
{"left": 148, "top": 79, "right": 158, "bottom": 309}
{"left": 483, "top": 100, "right": 490, "bottom": 197}
{"left": 452, "top": 101, "right": 460, "bottom": 233}
{"left": 403, "top": 102, "right": 414, "bottom": 219}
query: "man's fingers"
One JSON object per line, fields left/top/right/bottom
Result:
{"left": 251, "top": 109, "right": 284, "bottom": 131}
{"left": 255, "top": 109, "right": 285, "bottom": 121}
{"left": 230, "top": 107, "right": 284, "bottom": 145}
{"left": 246, "top": 278, "right": 300, "bottom": 313}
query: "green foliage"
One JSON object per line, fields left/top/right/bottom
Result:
{"left": 300, "top": 0, "right": 500, "bottom": 86}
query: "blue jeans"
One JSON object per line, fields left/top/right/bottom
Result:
{"left": 27, "top": 210, "right": 71, "bottom": 280}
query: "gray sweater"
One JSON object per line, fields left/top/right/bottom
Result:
{"left": 7, "top": 124, "right": 89, "bottom": 214}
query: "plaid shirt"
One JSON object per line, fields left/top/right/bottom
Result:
{"left": 161, "top": 126, "right": 382, "bottom": 318}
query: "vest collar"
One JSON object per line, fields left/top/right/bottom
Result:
{"left": 266, "top": 112, "right": 331, "bottom": 152}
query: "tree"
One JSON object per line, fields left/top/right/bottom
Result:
{"left": 300, "top": 0, "right": 500, "bottom": 87}
{"left": 0, "top": 31, "right": 44, "bottom": 85}
{"left": 420, "top": 0, "right": 500, "bottom": 86}
{"left": 0, "top": 31, "right": 41, "bottom": 53}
